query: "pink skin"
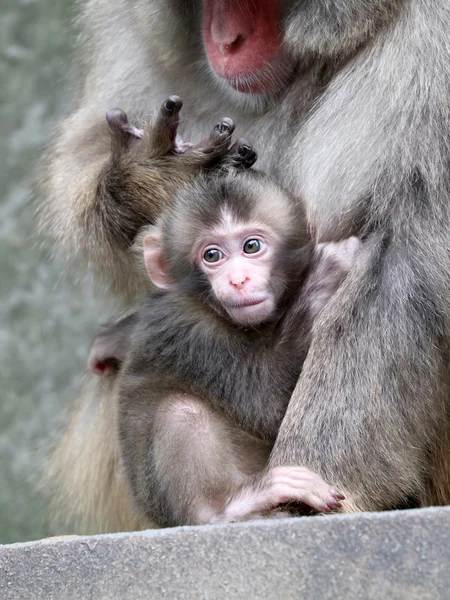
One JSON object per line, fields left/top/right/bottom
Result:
{"left": 89, "top": 359, "right": 114, "bottom": 377}
{"left": 203, "top": 0, "right": 288, "bottom": 95}
{"left": 195, "top": 221, "right": 279, "bottom": 325}
{"left": 209, "top": 467, "right": 345, "bottom": 524}
{"left": 88, "top": 342, "right": 125, "bottom": 378}
{"left": 143, "top": 219, "right": 280, "bottom": 326}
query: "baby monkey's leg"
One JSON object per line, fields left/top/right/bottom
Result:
{"left": 148, "top": 393, "right": 268, "bottom": 526}
{"left": 150, "top": 394, "right": 343, "bottom": 526}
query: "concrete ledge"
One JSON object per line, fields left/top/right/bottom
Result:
{"left": 1, "top": 507, "right": 449, "bottom": 599}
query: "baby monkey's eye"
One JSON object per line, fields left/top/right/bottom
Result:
{"left": 243, "top": 239, "right": 263, "bottom": 254}
{"left": 203, "top": 248, "right": 223, "bottom": 263}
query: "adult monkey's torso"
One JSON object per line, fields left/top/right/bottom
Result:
{"left": 43, "top": 0, "right": 450, "bottom": 531}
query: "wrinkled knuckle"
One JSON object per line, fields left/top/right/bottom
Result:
{"left": 271, "top": 484, "right": 288, "bottom": 502}
{"left": 270, "top": 466, "right": 286, "bottom": 479}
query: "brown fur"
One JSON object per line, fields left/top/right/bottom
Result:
{"left": 44, "top": 377, "right": 150, "bottom": 533}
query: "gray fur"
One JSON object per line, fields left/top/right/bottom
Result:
{"left": 42, "top": 0, "right": 450, "bottom": 530}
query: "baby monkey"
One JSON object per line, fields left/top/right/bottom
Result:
{"left": 90, "top": 165, "right": 360, "bottom": 527}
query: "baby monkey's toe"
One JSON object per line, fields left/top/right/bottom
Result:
{"left": 106, "top": 108, "right": 144, "bottom": 152}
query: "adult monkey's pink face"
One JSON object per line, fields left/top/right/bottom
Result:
{"left": 203, "top": 0, "right": 290, "bottom": 95}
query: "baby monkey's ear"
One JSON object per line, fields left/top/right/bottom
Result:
{"left": 143, "top": 226, "right": 174, "bottom": 290}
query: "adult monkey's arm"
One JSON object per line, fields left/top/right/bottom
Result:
{"left": 39, "top": 1, "right": 238, "bottom": 302}
{"left": 270, "top": 206, "right": 450, "bottom": 511}
{"left": 41, "top": 98, "right": 236, "bottom": 301}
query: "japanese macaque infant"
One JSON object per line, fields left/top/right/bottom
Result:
{"left": 89, "top": 144, "right": 359, "bottom": 527}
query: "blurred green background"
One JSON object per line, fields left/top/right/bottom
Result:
{"left": 0, "top": 0, "right": 101, "bottom": 544}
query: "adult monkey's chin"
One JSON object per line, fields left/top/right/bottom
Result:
{"left": 203, "top": 0, "right": 292, "bottom": 95}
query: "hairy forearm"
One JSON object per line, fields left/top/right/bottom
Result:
{"left": 270, "top": 234, "right": 450, "bottom": 511}
{"left": 40, "top": 97, "right": 238, "bottom": 302}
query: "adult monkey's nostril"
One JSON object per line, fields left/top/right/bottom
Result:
{"left": 210, "top": 0, "right": 255, "bottom": 50}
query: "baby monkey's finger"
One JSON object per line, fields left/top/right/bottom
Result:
{"left": 331, "top": 489, "right": 346, "bottom": 500}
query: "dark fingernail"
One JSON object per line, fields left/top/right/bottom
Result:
{"left": 164, "top": 99, "right": 175, "bottom": 112}
{"left": 164, "top": 96, "right": 182, "bottom": 113}
{"left": 164, "top": 98, "right": 175, "bottom": 112}
{"left": 215, "top": 117, "right": 235, "bottom": 134}
{"left": 331, "top": 489, "right": 345, "bottom": 500}
{"left": 329, "top": 499, "right": 342, "bottom": 509}
{"left": 238, "top": 144, "right": 250, "bottom": 156}
{"left": 216, "top": 122, "right": 230, "bottom": 134}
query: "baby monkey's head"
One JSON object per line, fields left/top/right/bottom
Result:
{"left": 142, "top": 170, "right": 313, "bottom": 326}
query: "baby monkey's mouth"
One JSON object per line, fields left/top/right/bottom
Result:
{"left": 230, "top": 298, "right": 266, "bottom": 309}
{"left": 225, "top": 297, "right": 273, "bottom": 326}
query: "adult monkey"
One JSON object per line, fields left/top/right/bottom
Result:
{"left": 42, "top": 0, "right": 450, "bottom": 531}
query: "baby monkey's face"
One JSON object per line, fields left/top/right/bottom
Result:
{"left": 144, "top": 172, "right": 307, "bottom": 327}
{"left": 193, "top": 212, "right": 283, "bottom": 326}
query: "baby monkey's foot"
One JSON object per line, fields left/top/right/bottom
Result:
{"left": 105, "top": 96, "right": 235, "bottom": 160}
{"left": 261, "top": 466, "right": 345, "bottom": 514}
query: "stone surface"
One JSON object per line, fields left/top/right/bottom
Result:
{"left": 1, "top": 507, "right": 449, "bottom": 600}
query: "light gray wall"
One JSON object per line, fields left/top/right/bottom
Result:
{"left": 0, "top": 0, "right": 100, "bottom": 544}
